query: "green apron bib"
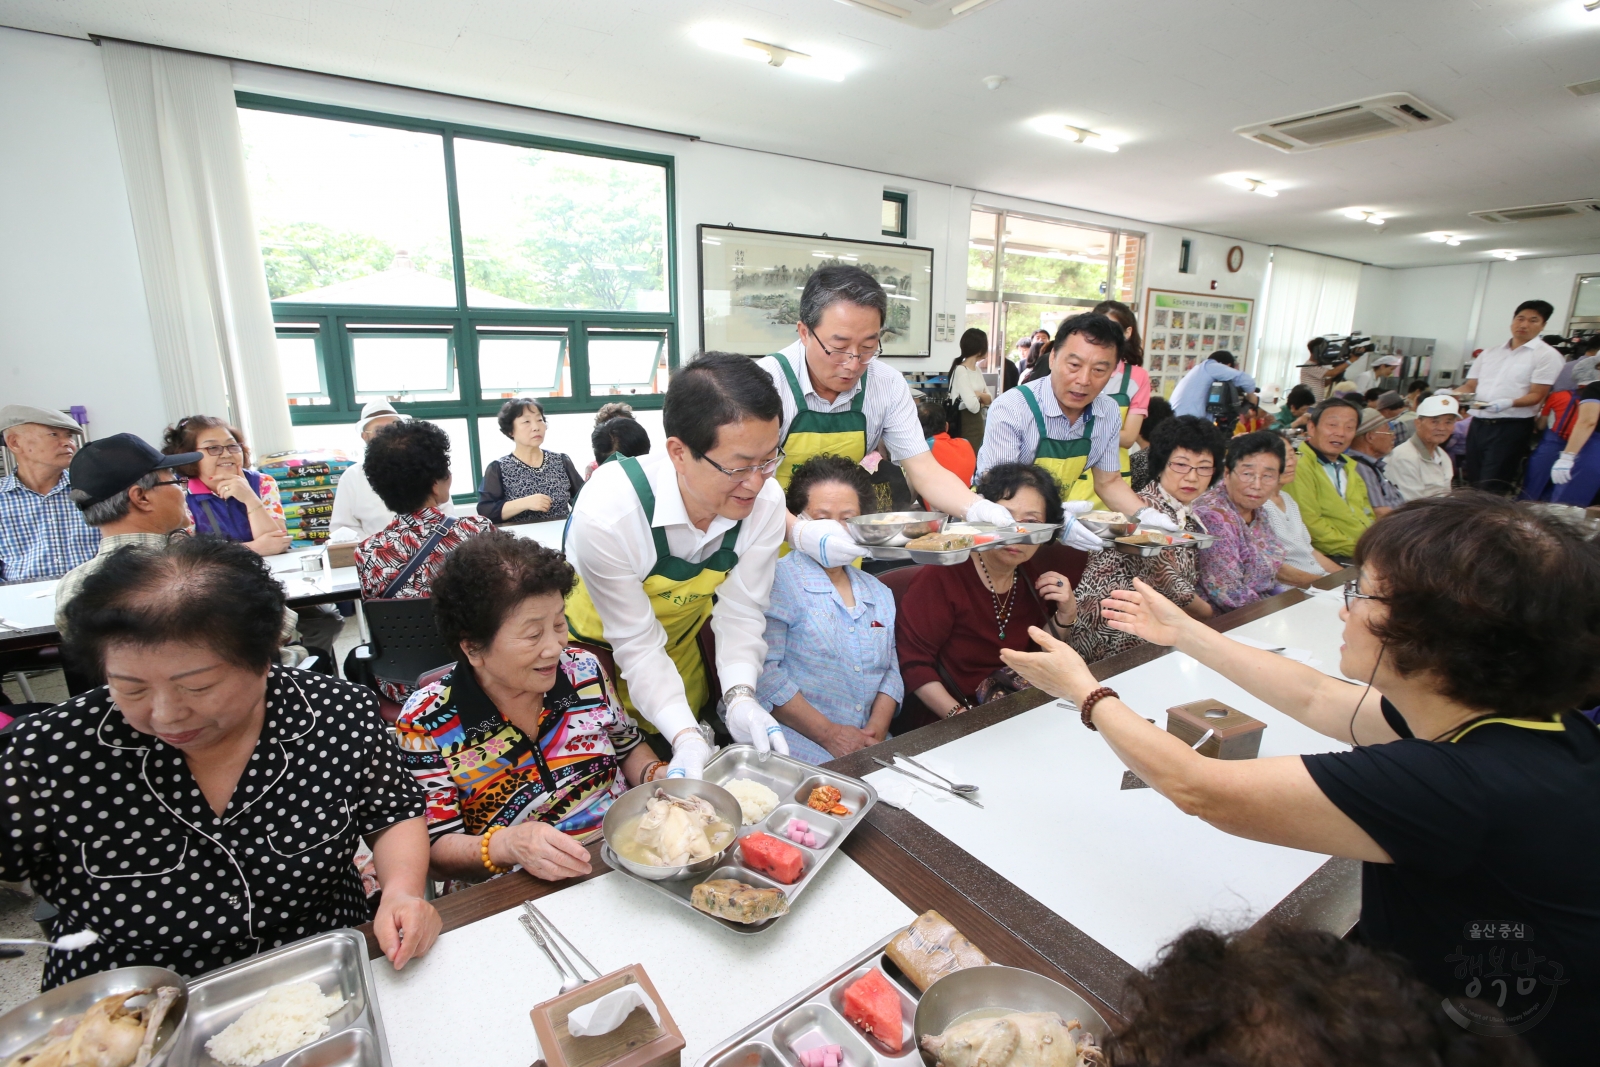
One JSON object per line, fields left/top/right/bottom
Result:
{"left": 773, "top": 352, "right": 868, "bottom": 490}
{"left": 565, "top": 457, "right": 740, "bottom": 730}
{"left": 1018, "top": 384, "right": 1102, "bottom": 507}
{"left": 1106, "top": 362, "right": 1136, "bottom": 479}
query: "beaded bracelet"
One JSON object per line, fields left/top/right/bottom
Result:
{"left": 480, "top": 825, "right": 509, "bottom": 875}
{"left": 642, "top": 760, "right": 666, "bottom": 782}
{"left": 1078, "top": 687, "right": 1119, "bottom": 731}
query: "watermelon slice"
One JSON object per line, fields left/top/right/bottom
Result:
{"left": 739, "top": 832, "right": 805, "bottom": 884}
{"left": 840, "top": 969, "right": 903, "bottom": 1053}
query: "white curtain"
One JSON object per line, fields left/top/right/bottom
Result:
{"left": 1253, "top": 247, "right": 1362, "bottom": 398}
{"left": 101, "top": 40, "right": 293, "bottom": 455}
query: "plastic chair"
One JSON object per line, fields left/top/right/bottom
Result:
{"left": 357, "top": 599, "right": 457, "bottom": 722}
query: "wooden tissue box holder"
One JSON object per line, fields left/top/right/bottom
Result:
{"left": 531, "top": 964, "right": 684, "bottom": 1067}
{"left": 1166, "top": 699, "right": 1264, "bottom": 760}
{"left": 324, "top": 541, "right": 358, "bottom": 570}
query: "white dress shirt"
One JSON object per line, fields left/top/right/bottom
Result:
{"left": 330, "top": 462, "right": 393, "bottom": 538}
{"left": 1384, "top": 434, "right": 1454, "bottom": 501}
{"left": 950, "top": 364, "right": 988, "bottom": 415}
{"left": 565, "top": 451, "right": 786, "bottom": 741}
{"left": 756, "top": 341, "right": 931, "bottom": 460}
{"left": 1468, "top": 338, "right": 1563, "bottom": 419}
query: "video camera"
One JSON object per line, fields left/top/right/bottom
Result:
{"left": 1304, "top": 334, "right": 1376, "bottom": 367}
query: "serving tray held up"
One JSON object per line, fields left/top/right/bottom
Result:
{"left": 602, "top": 746, "right": 877, "bottom": 935}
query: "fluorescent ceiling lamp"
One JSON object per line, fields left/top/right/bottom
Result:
{"left": 1426, "top": 232, "right": 1462, "bottom": 246}
{"left": 689, "top": 23, "right": 857, "bottom": 80}
{"left": 1342, "top": 208, "right": 1387, "bottom": 224}
{"left": 1221, "top": 174, "right": 1280, "bottom": 197}
{"left": 1028, "top": 116, "right": 1121, "bottom": 152}
{"left": 1489, "top": 249, "right": 1523, "bottom": 261}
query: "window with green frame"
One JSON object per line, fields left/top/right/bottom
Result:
{"left": 236, "top": 94, "right": 678, "bottom": 500}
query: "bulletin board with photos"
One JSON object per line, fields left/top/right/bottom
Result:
{"left": 1140, "top": 289, "right": 1256, "bottom": 398}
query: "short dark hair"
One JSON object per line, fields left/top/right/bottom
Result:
{"left": 1224, "top": 430, "right": 1285, "bottom": 473}
{"left": 364, "top": 419, "right": 451, "bottom": 514}
{"left": 784, "top": 454, "right": 873, "bottom": 517}
{"left": 799, "top": 265, "right": 887, "bottom": 331}
{"left": 1307, "top": 397, "right": 1362, "bottom": 426}
{"left": 497, "top": 397, "right": 546, "bottom": 439}
{"left": 1113, "top": 924, "right": 1540, "bottom": 1067}
{"left": 975, "top": 463, "right": 1063, "bottom": 525}
{"left": 591, "top": 416, "right": 651, "bottom": 467}
{"left": 1514, "top": 299, "right": 1553, "bottom": 323}
{"left": 1148, "top": 415, "right": 1225, "bottom": 486}
{"left": 65, "top": 536, "right": 286, "bottom": 679}
{"left": 1286, "top": 384, "right": 1317, "bottom": 410}
{"left": 663, "top": 352, "right": 782, "bottom": 459}
{"left": 431, "top": 531, "right": 576, "bottom": 656}
{"left": 1051, "top": 312, "right": 1123, "bottom": 354}
{"left": 915, "top": 397, "right": 947, "bottom": 437}
{"left": 1210, "top": 350, "right": 1236, "bottom": 367}
{"left": 1354, "top": 493, "right": 1600, "bottom": 718}
{"left": 162, "top": 415, "right": 243, "bottom": 479}
{"left": 1364, "top": 387, "right": 1383, "bottom": 403}
{"left": 1141, "top": 395, "right": 1173, "bottom": 444}
{"left": 1406, "top": 378, "right": 1429, "bottom": 394}
{"left": 1092, "top": 299, "right": 1143, "bottom": 367}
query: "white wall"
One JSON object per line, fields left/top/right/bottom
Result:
{"left": 0, "top": 28, "right": 165, "bottom": 444}
{"left": 1354, "top": 253, "right": 1600, "bottom": 383}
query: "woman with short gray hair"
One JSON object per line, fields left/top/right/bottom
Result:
{"left": 476, "top": 397, "right": 584, "bottom": 524}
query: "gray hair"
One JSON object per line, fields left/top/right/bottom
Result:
{"left": 799, "top": 265, "right": 887, "bottom": 332}
{"left": 76, "top": 470, "right": 161, "bottom": 527}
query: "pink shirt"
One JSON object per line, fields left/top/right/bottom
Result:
{"left": 1118, "top": 362, "right": 1153, "bottom": 417}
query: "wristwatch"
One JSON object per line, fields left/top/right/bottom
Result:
{"left": 723, "top": 684, "right": 757, "bottom": 705}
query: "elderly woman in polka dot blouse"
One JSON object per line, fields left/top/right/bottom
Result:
{"left": 0, "top": 537, "right": 440, "bottom": 989}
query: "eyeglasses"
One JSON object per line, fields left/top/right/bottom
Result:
{"left": 1166, "top": 462, "right": 1215, "bottom": 478}
{"left": 198, "top": 443, "right": 244, "bottom": 457}
{"left": 700, "top": 447, "right": 786, "bottom": 480}
{"left": 150, "top": 476, "right": 187, "bottom": 489}
{"left": 1342, "top": 578, "right": 1387, "bottom": 609}
{"left": 814, "top": 336, "right": 881, "bottom": 365}
{"left": 1229, "top": 468, "right": 1279, "bottom": 486}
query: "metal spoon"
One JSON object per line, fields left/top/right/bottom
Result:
{"left": 519, "top": 914, "right": 583, "bottom": 994}
{"left": 896, "top": 754, "right": 980, "bottom": 795}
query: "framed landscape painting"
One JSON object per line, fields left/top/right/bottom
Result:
{"left": 698, "top": 224, "right": 934, "bottom": 357}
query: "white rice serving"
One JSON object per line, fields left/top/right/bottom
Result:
{"left": 205, "top": 980, "right": 345, "bottom": 1067}
{"left": 725, "top": 777, "right": 779, "bottom": 825}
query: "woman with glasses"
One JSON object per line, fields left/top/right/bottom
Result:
{"left": 477, "top": 397, "right": 584, "bottom": 525}
{"left": 1065, "top": 416, "right": 1226, "bottom": 662}
{"left": 1191, "top": 431, "right": 1288, "bottom": 613}
{"left": 1002, "top": 494, "right": 1600, "bottom": 1067}
{"left": 162, "top": 415, "right": 291, "bottom": 555}
{"left": 565, "top": 353, "right": 790, "bottom": 780}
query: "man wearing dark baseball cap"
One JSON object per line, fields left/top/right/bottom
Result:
{"left": 53, "top": 434, "right": 200, "bottom": 635}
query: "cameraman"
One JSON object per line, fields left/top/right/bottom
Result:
{"left": 1300, "top": 337, "right": 1351, "bottom": 401}
{"left": 1169, "top": 350, "right": 1258, "bottom": 430}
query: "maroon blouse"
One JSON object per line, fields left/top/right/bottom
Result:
{"left": 896, "top": 558, "right": 1051, "bottom": 700}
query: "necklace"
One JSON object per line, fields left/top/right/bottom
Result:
{"left": 976, "top": 554, "right": 1018, "bottom": 640}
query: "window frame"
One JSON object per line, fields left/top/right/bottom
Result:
{"left": 242, "top": 92, "right": 679, "bottom": 500}
{"left": 882, "top": 189, "right": 910, "bottom": 238}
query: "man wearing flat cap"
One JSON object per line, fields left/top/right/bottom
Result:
{"left": 53, "top": 433, "right": 200, "bottom": 635}
{"left": 0, "top": 405, "right": 98, "bottom": 581}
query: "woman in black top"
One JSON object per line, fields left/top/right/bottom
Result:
{"left": 1002, "top": 493, "right": 1600, "bottom": 1067}
{"left": 1, "top": 537, "right": 440, "bottom": 988}
{"left": 477, "top": 397, "right": 583, "bottom": 524}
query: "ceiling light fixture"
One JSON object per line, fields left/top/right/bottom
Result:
{"left": 1489, "top": 249, "right": 1524, "bottom": 261}
{"left": 1342, "top": 208, "right": 1388, "bottom": 225}
{"left": 1586, "top": 0, "right": 1600, "bottom": 12}
{"left": 1426, "top": 232, "right": 1463, "bottom": 246}
{"left": 689, "top": 23, "right": 856, "bottom": 80}
{"left": 1221, "top": 174, "right": 1281, "bottom": 197}
{"left": 1028, "top": 117, "right": 1120, "bottom": 152}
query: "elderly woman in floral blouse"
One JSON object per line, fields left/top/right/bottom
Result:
{"left": 1067, "top": 416, "right": 1225, "bottom": 663}
{"left": 1192, "top": 432, "right": 1288, "bottom": 613}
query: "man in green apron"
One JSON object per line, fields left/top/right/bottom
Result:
{"left": 755, "top": 266, "right": 1019, "bottom": 567}
{"left": 566, "top": 354, "right": 790, "bottom": 779}
{"left": 978, "top": 312, "right": 1179, "bottom": 551}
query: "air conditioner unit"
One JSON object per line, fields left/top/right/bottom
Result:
{"left": 1469, "top": 200, "right": 1600, "bottom": 224}
{"left": 1235, "top": 93, "right": 1451, "bottom": 153}
{"left": 835, "top": 0, "right": 1004, "bottom": 29}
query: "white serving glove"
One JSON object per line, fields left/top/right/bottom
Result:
{"left": 1062, "top": 500, "right": 1094, "bottom": 516}
{"left": 1136, "top": 507, "right": 1181, "bottom": 532}
{"left": 1060, "top": 517, "right": 1106, "bottom": 553}
{"left": 965, "top": 498, "right": 1016, "bottom": 527}
{"left": 1552, "top": 452, "right": 1576, "bottom": 485}
{"left": 666, "top": 730, "right": 712, "bottom": 779}
{"left": 791, "top": 518, "right": 870, "bottom": 567}
{"left": 724, "top": 694, "right": 790, "bottom": 757}
{"left": 1482, "top": 399, "right": 1514, "bottom": 414}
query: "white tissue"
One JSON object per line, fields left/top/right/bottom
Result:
{"left": 566, "top": 984, "right": 660, "bottom": 1037}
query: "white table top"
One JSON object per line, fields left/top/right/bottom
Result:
{"left": 864, "top": 593, "right": 1354, "bottom": 971}
{"left": 504, "top": 518, "right": 567, "bottom": 551}
{"left": 370, "top": 857, "right": 913, "bottom": 1067}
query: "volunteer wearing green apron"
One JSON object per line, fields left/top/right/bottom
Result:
{"left": 566, "top": 354, "right": 790, "bottom": 779}
{"left": 977, "top": 312, "right": 1176, "bottom": 552}
{"left": 755, "top": 266, "right": 1018, "bottom": 568}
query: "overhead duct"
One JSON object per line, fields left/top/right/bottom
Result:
{"left": 1469, "top": 200, "right": 1600, "bottom": 224}
{"left": 1235, "top": 93, "right": 1451, "bottom": 153}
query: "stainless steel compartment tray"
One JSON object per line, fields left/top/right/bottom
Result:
{"left": 868, "top": 523, "right": 1059, "bottom": 566}
{"left": 602, "top": 746, "right": 877, "bottom": 934}
{"left": 696, "top": 933, "right": 1109, "bottom": 1067}
{"left": 172, "top": 929, "right": 389, "bottom": 1067}
{"left": 1111, "top": 532, "right": 1215, "bottom": 556}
